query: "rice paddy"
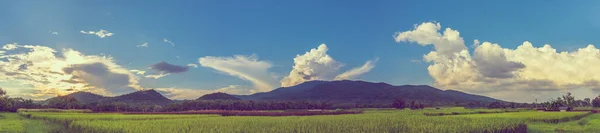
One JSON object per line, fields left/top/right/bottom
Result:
{"left": 1, "top": 108, "right": 599, "bottom": 133}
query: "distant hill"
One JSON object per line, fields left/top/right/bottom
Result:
{"left": 46, "top": 89, "right": 173, "bottom": 106}
{"left": 65, "top": 91, "right": 106, "bottom": 104}
{"left": 235, "top": 80, "right": 501, "bottom": 105}
{"left": 98, "top": 89, "right": 173, "bottom": 106}
{"left": 197, "top": 92, "right": 241, "bottom": 100}
{"left": 44, "top": 91, "right": 106, "bottom": 105}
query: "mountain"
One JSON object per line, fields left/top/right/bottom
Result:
{"left": 197, "top": 92, "right": 241, "bottom": 100}
{"left": 99, "top": 89, "right": 173, "bottom": 106}
{"left": 44, "top": 91, "right": 106, "bottom": 105}
{"left": 64, "top": 91, "right": 106, "bottom": 104}
{"left": 46, "top": 89, "right": 173, "bottom": 106}
{"left": 235, "top": 80, "right": 501, "bottom": 105}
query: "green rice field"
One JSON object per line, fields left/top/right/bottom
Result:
{"left": 1, "top": 108, "right": 599, "bottom": 133}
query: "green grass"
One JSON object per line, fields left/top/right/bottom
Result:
{"left": 0, "top": 112, "right": 67, "bottom": 133}
{"left": 26, "top": 109, "right": 527, "bottom": 133}
{"left": 527, "top": 114, "right": 600, "bottom": 133}
{"left": 16, "top": 108, "right": 600, "bottom": 133}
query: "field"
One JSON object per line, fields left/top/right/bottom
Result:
{"left": 1, "top": 108, "right": 599, "bottom": 133}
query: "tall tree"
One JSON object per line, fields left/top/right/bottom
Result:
{"left": 392, "top": 97, "right": 406, "bottom": 109}
{"left": 593, "top": 96, "right": 600, "bottom": 107}
{"left": 0, "top": 88, "right": 11, "bottom": 111}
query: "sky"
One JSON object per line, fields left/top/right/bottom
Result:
{"left": 2, "top": 1, "right": 600, "bottom": 102}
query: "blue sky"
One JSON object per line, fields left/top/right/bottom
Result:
{"left": 2, "top": 1, "right": 600, "bottom": 102}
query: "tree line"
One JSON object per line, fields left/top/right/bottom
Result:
{"left": 3, "top": 88, "right": 600, "bottom": 112}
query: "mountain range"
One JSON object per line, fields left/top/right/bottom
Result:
{"left": 235, "top": 80, "right": 501, "bottom": 104}
{"left": 47, "top": 89, "right": 173, "bottom": 106}
{"left": 46, "top": 80, "right": 502, "bottom": 106}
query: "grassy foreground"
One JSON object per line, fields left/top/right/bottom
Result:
{"left": 0, "top": 113, "right": 66, "bottom": 133}
{"left": 5, "top": 108, "right": 600, "bottom": 133}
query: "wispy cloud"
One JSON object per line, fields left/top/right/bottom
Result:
{"left": 335, "top": 58, "right": 378, "bottom": 80}
{"left": 199, "top": 55, "right": 276, "bottom": 93}
{"left": 136, "top": 42, "right": 148, "bottom": 47}
{"left": 80, "top": 29, "right": 114, "bottom": 38}
{"left": 164, "top": 38, "right": 175, "bottom": 46}
{"left": 187, "top": 63, "right": 198, "bottom": 68}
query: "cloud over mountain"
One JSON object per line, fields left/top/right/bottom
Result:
{"left": 281, "top": 44, "right": 377, "bottom": 87}
{"left": 280, "top": 44, "right": 344, "bottom": 87}
{"left": 394, "top": 22, "right": 600, "bottom": 99}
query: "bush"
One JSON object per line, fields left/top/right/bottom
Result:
{"left": 578, "top": 119, "right": 588, "bottom": 126}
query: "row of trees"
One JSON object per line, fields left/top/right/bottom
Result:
{"left": 0, "top": 88, "right": 40, "bottom": 112}
{"left": 538, "top": 92, "right": 600, "bottom": 110}
{"left": 4, "top": 87, "right": 600, "bottom": 112}
{"left": 392, "top": 98, "right": 425, "bottom": 110}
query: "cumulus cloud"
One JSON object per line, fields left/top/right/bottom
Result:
{"left": 335, "top": 58, "right": 378, "bottom": 80}
{"left": 280, "top": 44, "right": 344, "bottom": 87}
{"left": 0, "top": 43, "right": 141, "bottom": 99}
{"left": 394, "top": 22, "right": 466, "bottom": 56}
{"left": 137, "top": 43, "right": 148, "bottom": 47}
{"left": 472, "top": 42, "right": 525, "bottom": 78}
{"left": 80, "top": 29, "right": 113, "bottom": 38}
{"left": 51, "top": 32, "right": 59, "bottom": 35}
{"left": 155, "top": 85, "right": 252, "bottom": 100}
{"left": 395, "top": 22, "right": 600, "bottom": 101}
{"left": 164, "top": 38, "right": 175, "bottom": 46}
{"left": 199, "top": 55, "right": 276, "bottom": 92}
{"left": 3, "top": 43, "right": 18, "bottom": 50}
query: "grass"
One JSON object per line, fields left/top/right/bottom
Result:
{"left": 122, "top": 110, "right": 363, "bottom": 116}
{"left": 0, "top": 112, "right": 67, "bottom": 133}
{"left": 13, "top": 108, "right": 600, "bottom": 133}
{"left": 527, "top": 114, "right": 600, "bottom": 133}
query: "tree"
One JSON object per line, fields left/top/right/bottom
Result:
{"left": 593, "top": 96, "right": 600, "bottom": 107}
{"left": 562, "top": 92, "right": 575, "bottom": 107}
{"left": 392, "top": 97, "right": 406, "bottom": 109}
{"left": 0, "top": 87, "right": 5, "bottom": 96}
{"left": 0, "top": 88, "right": 11, "bottom": 111}
{"left": 584, "top": 98, "right": 591, "bottom": 106}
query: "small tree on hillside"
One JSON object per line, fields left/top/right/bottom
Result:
{"left": 392, "top": 97, "right": 406, "bottom": 109}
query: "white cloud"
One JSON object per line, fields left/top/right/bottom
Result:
{"left": 80, "top": 29, "right": 114, "bottom": 38}
{"left": 130, "top": 69, "right": 146, "bottom": 75}
{"left": 164, "top": 38, "right": 175, "bottom": 46}
{"left": 395, "top": 22, "right": 600, "bottom": 102}
{"left": 51, "top": 32, "right": 59, "bottom": 35}
{"left": 3, "top": 43, "right": 18, "bottom": 50}
{"left": 0, "top": 43, "right": 141, "bottom": 99}
{"left": 199, "top": 55, "right": 276, "bottom": 93}
{"left": 335, "top": 58, "right": 378, "bottom": 80}
{"left": 280, "top": 44, "right": 344, "bottom": 87}
{"left": 187, "top": 63, "right": 198, "bottom": 68}
{"left": 144, "top": 73, "right": 169, "bottom": 79}
{"left": 136, "top": 43, "right": 148, "bottom": 47}
{"left": 394, "top": 22, "right": 466, "bottom": 56}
